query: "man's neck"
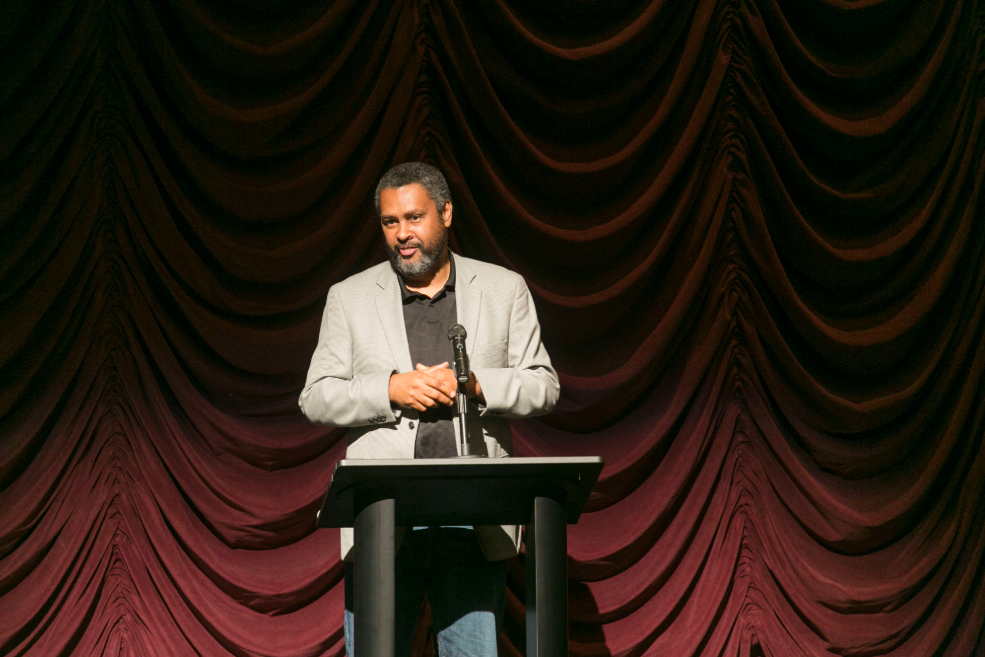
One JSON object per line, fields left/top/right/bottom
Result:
{"left": 402, "top": 250, "right": 451, "bottom": 298}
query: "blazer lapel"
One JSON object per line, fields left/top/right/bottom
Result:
{"left": 454, "top": 254, "right": 481, "bottom": 354}
{"left": 375, "top": 266, "right": 413, "bottom": 373}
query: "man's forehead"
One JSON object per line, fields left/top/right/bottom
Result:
{"left": 381, "top": 182, "right": 427, "bottom": 195}
{"left": 379, "top": 184, "right": 434, "bottom": 211}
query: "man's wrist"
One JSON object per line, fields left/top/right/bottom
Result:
{"left": 466, "top": 372, "right": 485, "bottom": 404}
{"left": 388, "top": 371, "right": 401, "bottom": 407}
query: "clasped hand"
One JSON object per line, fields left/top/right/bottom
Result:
{"left": 388, "top": 362, "right": 483, "bottom": 412}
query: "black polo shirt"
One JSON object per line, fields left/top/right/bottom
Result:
{"left": 399, "top": 257, "right": 458, "bottom": 458}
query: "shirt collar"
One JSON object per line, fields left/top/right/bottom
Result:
{"left": 399, "top": 252, "right": 456, "bottom": 301}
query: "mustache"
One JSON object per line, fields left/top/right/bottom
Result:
{"left": 391, "top": 240, "right": 423, "bottom": 253}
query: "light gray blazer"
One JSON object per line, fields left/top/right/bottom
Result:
{"left": 300, "top": 253, "right": 560, "bottom": 561}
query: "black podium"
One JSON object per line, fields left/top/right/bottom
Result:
{"left": 317, "top": 456, "right": 604, "bottom": 657}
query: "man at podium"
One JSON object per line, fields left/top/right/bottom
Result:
{"left": 300, "top": 162, "right": 559, "bottom": 656}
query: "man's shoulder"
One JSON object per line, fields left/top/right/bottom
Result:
{"left": 330, "top": 260, "right": 392, "bottom": 296}
{"left": 454, "top": 253, "right": 523, "bottom": 287}
{"left": 327, "top": 254, "right": 526, "bottom": 297}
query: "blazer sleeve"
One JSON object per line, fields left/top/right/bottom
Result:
{"left": 298, "top": 285, "right": 397, "bottom": 427}
{"left": 471, "top": 275, "right": 560, "bottom": 419}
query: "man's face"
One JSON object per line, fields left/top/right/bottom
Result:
{"left": 379, "top": 183, "right": 452, "bottom": 279}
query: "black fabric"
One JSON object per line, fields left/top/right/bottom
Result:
{"left": 399, "top": 256, "right": 458, "bottom": 458}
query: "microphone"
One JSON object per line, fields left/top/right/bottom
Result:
{"left": 447, "top": 323, "right": 477, "bottom": 457}
{"left": 447, "top": 324, "right": 470, "bottom": 384}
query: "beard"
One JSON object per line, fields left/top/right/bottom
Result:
{"left": 386, "top": 226, "right": 448, "bottom": 278}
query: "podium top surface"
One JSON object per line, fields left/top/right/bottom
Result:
{"left": 317, "top": 456, "right": 604, "bottom": 528}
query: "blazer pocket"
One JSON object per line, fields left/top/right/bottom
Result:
{"left": 472, "top": 340, "right": 507, "bottom": 366}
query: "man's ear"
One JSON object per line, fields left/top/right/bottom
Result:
{"left": 442, "top": 200, "right": 453, "bottom": 228}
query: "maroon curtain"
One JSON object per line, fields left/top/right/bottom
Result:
{"left": 2, "top": 0, "right": 984, "bottom": 655}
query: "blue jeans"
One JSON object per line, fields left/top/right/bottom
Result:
{"left": 344, "top": 527, "right": 506, "bottom": 657}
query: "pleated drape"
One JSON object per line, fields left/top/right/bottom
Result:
{"left": 2, "top": 1, "right": 983, "bottom": 655}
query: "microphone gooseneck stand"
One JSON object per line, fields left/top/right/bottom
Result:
{"left": 447, "top": 324, "right": 481, "bottom": 458}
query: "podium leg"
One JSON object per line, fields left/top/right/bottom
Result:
{"left": 526, "top": 496, "right": 567, "bottom": 657}
{"left": 354, "top": 496, "right": 395, "bottom": 657}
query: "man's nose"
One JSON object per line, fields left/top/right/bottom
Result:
{"left": 396, "top": 220, "right": 411, "bottom": 242}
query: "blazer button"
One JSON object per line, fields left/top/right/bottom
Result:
{"left": 408, "top": 422, "right": 415, "bottom": 429}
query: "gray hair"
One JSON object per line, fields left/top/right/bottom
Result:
{"left": 374, "top": 162, "right": 451, "bottom": 217}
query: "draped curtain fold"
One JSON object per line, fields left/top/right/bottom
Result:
{"left": 1, "top": 0, "right": 983, "bottom": 655}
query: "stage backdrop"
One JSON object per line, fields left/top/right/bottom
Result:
{"left": 2, "top": 0, "right": 984, "bottom": 655}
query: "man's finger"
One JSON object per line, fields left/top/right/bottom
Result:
{"left": 421, "top": 362, "right": 450, "bottom": 373}
{"left": 421, "top": 383, "right": 453, "bottom": 405}
{"left": 424, "top": 372, "right": 457, "bottom": 402}
{"left": 431, "top": 369, "right": 459, "bottom": 397}
{"left": 418, "top": 381, "right": 453, "bottom": 406}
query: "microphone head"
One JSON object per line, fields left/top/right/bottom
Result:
{"left": 447, "top": 324, "right": 467, "bottom": 341}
